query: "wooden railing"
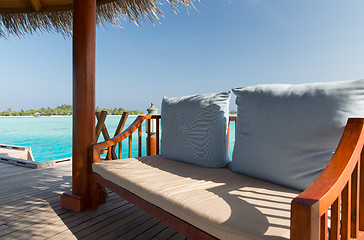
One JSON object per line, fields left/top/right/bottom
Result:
{"left": 290, "top": 118, "right": 364, "bottom": 240}
{"left": 93, "top": 115, "right": 236, "bottom": 162}
{"left": 95, "top": 111, "right": 129, "bottom": 160}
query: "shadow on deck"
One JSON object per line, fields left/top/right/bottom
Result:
{"left": 0, "top": 161, "right": 187, "bottom": 240}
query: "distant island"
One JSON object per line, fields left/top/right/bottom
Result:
{"left": 0, "top": 105, "right": 144, "bottom": 116}
{"left": 1, "top": 105, "right": 238, "bottom": 116}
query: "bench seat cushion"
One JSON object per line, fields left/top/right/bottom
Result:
{"left": 93, "top": 155, "right": 300, "bottom": 240}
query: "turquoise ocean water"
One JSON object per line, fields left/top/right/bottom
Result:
{"left": 0, "top": 116, "right": 235, "bottom": 162}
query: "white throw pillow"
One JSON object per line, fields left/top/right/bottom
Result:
{"left": 231, "top": 79, "right": 364, "bottom": 190}
{"left": 161, "top": 91, "right": 231, "bottom": 168}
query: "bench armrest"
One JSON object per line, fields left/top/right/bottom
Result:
{"left": 291, "top": 118, "right": 364, "bottom": 239}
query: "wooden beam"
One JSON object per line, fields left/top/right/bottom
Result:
{"left": 30, "top": 0, "right": 42, "bottom": 12}
{"left": 111, "top": 112, "right": 129, "bottom": 158}
{"left": 114, "top": 112, "right": 129, "bottom": 137}
{"left": 61, "top": 0, "right": 96, "bottom": 212}
{"left": 95, "top": 111, "right": 118, "bottom": 159}
{"left": 95, "top": 111, "right": 107, "bottom": 140}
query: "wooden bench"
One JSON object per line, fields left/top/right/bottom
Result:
{"left": 91, "top": 115, "right": 364, "bottom": 239}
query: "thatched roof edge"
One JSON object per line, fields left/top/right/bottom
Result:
{"left": 0, "top": 0, "right": 194, "bottom": 38}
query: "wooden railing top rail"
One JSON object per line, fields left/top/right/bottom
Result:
{"left": 137, "top": 115, "right": 233, "bottom": 121}
{"left": 229, "top": 116, "right": 237, "bottom": 121}
{"left": 93, "top": 115, "right": 236, "bottom": 162}
{"left": 93, "top": 115, "right": 152, "bottom": 161}
{"left": 292, "top": 118, "right": 364, "bottom": 215}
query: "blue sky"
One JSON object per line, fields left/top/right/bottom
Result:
{"left": 1, "top": 0, "right": 364, "bottom": 112}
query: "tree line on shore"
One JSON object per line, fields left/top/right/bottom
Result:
{"left": 1, "top": 104, "right": 237, "bottom": 116}
{"left": 0, "top": 105, "right": 144, "bottom": 116}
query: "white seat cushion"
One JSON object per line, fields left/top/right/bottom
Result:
{"left": 93, "top": 155, "right": 300, "bottom": 240}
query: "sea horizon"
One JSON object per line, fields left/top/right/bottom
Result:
{"left": 0, "top": 115, "right": 235, "bottom": 163}
{"left": 0, "top": 115, "right": 141, "bottom": 162}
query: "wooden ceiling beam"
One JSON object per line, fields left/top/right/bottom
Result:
{"left": 30, "top": 0, "right": 42, "bottom": 12}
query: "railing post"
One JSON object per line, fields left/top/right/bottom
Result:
{"left": 146, "top": 103, "right": 158, "bottom": 155}
{"left": 359, "top": 148, "right": 364, "bottom": 230}
{"left": 290, "top": 198, "right": 320, "bottom": 239}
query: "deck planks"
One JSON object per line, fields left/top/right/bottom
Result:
{"left": 0, "top": 161, "right": 188, "bottom": 240}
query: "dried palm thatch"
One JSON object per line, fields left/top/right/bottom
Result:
{"left": 0, "top": 0, "right": 194, "bottom": 38}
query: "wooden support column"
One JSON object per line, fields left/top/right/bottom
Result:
{"left": 146, "top": 103, "right": 158, "bottom": 156}
{"left": 148, "top": 134, "right": 157, "bottom": 155}
{"left": 61, "top": 0, "right": 97, "bottom": 212}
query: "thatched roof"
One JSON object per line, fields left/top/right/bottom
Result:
{"left": 0, "top": 0, "right": 193, "bottom": 38}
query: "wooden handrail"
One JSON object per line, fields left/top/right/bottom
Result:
{"left": 93, "top": 115, "right": 153, "bottom": 162}
{"left": 93, "top": 115, "right": 235, "bottom": 162}
{"left": 95, "top": 111, "right": 129, "bottom": 160}
{"left": 229, "top": 116, "right": 236, "bottom": 121}
{"left": 291, "top": 118, "right": 364, "bottom": 239}
{"left": 91, "top": 114, "right": 236, "bottom": 213}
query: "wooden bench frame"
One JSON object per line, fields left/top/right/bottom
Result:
{"left": 92, "top": 115, "right": 364, "bottom": 240}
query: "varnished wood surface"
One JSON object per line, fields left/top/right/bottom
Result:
{"left": 93, "top": 115, "right": 154, "bottom": 163}
{"left": 61, "top": 0, "right": 97, "bottom": 212}
{"left": 95, "top": 111, "right": 129, "bottom": 160}
{"left": 0, "top": 161, "right": 188, "bottom": 240}
{"left": 291, "top": 118, "right": 364, "bottom": 239}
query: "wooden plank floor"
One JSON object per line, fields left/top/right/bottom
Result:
{"left": 0, "top": 161, "right": 188, "bottom": 240}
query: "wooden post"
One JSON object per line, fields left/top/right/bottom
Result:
{"left": 290, "top": 198, "right": 320, "bottom": 239}
{"left": 61, "top": 0, "right": 97, "bottom": 212}
{"left": 360, "top": 149, "right": 364, "bottom": 230}
{"left": 147, "top": 121, "right": 157, "bottom": 156}
{"left": 146, "top": 103, "right": 158, "bottom": 156}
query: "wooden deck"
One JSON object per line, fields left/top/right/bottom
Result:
{"left": 0, "top": 161, "right": 188, "bottom": 240}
